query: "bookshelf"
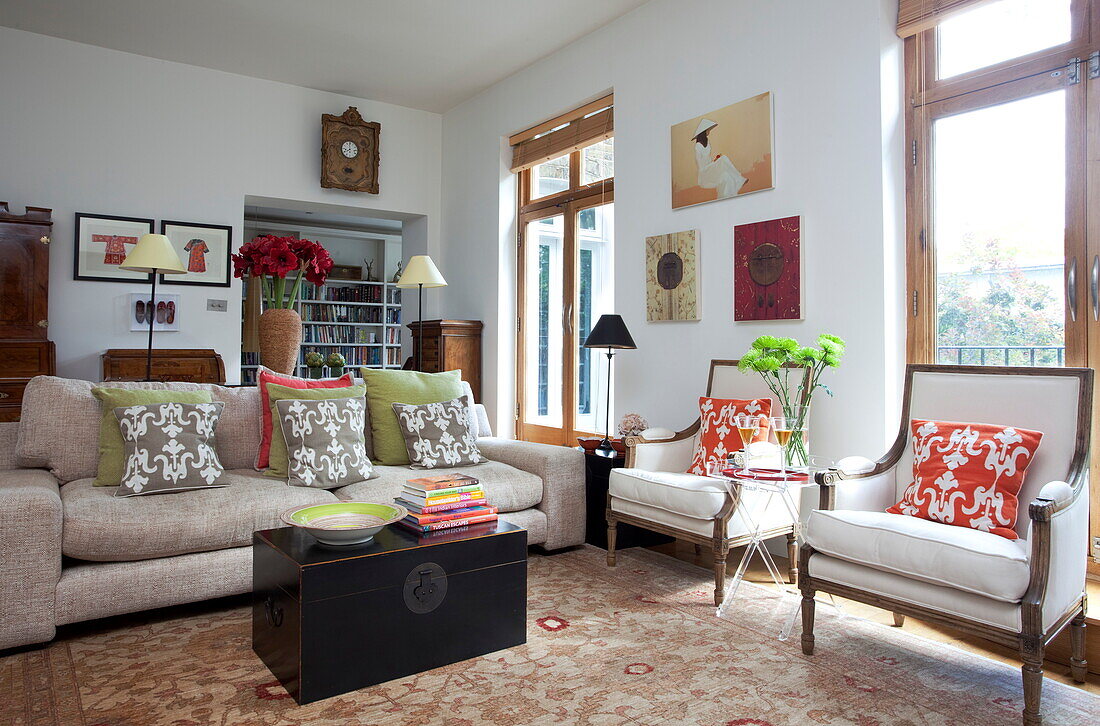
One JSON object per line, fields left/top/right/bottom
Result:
{"left": 240, "top": 277, "right": 403, "bottom": 385}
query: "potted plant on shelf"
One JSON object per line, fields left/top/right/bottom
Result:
{"left": 305, "top": 350, "right": 325, "bottom": 379}
{"left": 737, "top": 334, "right": 846, "bottom": 469}
{"left": 325, "top": 352, "right": 346, "bottom": 378}
{"left": 233, "top": 235, "right": 334, "bottom": 375}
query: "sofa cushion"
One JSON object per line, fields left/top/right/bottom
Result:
{"left": 804, "top": 509, "right": 1031, "bottom": 602}
{"left": 335, "top": 461, "right": 542, "bottom": 513}
{"left": 256, "top": 366, "right": 355, "bottom": 469}
{"left": 275, "top": 396, "right": 373, "bottom": 488}
{"left": 264, "top": 383, "right": 367, "bottom": 479}
{"left": 114, "top": 402, "right": 226, "bottom": 496}
{"left": 609, "top": 468, "right": 727, "bottom": 520}
{"left": 91, "top": 387, "right": 214, "bottom": 487}
{"left": 392, "top": 396, "right": 484, "bottom": 468}
{"left": 360, "top": 369, "right": 464, "bottom": 465}
{"left": 18, "top": 376, "right": 261, "bottom": 482}
{"left": 61, "top": 469, "right": 338, "bottom": 562}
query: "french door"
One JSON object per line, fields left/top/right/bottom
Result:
{"left": 905, "top": 0, "right": 1100, "bottom": 569}
{"left": 517, "top": 197, "right": 614, "bottom": 445}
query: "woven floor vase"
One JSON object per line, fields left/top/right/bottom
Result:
{"left": 258, "top": 308, "right": 302, "bottom": 375}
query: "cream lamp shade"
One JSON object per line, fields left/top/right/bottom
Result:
{"left": 119, "top": 234, "right": 187, "bottom": 274}
{"left": 396, "top": 255, "right": 447, "bottom": 288}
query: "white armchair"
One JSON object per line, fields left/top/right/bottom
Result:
{"left": 607, "top": 359, "right": 809, "bottom": 605}
{"left": 800, "top": 365, "right": 1091, "bottom": 726}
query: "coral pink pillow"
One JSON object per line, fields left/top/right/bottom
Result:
{"left": 254, "top": 367, "right": 354, "bottom": 469}
{"left": 887, "top": 419, "right": 1044, "bottom": 540}
{"left": 687, "top": 397, "right": 772, "bottom": 476}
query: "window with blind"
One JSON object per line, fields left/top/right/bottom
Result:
{"left": 511, "top": 95, "right": 615, "bottom": 446}
{"left": 902, "top": 0, "right": 1100, "bottom": 567}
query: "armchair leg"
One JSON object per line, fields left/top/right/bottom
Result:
{"left": 606, "top": 518, "right": 618, "bottom": 567}
{"left": 786, "top": 532, "right": 798, "bottom": 584}
{"left": 1020, "top": 639, "right": 1045, "bottom": 726}
{"left": 713, "top": 545, "right": 727, "bottom": 607}
{"left": 892, "top": 612, "right": 906, "bottom": 628}
{"left": 1069, "top": 609, "right": 1087, "bottom": 684}
{"left": 800, "top": 592, "right": 816, "bottom": 656}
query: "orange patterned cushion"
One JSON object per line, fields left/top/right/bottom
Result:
{"left": 687, "top": 397, "right": 772, "bottom": 476}
{"left": 887, "top": 419, "right": 1044, "bottom": 540}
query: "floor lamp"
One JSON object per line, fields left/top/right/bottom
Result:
{"left": 582, "top": 314, "right": 636, "bottom": 452}
{"left": 396, "top": 255, "right": 447, "bottom": 371}
{"left": 120, "top": 234, "right": 187, "bottom": 381}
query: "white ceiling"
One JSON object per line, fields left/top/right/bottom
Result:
{"left": 0, "top": 0, "right": 644, "bottom": 113}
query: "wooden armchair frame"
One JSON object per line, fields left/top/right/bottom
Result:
{"left": 608, "top": 359, "right": 810, "bottom": 606}
{"left": 798, "top": 364, "right": 1092, "bottom": 726}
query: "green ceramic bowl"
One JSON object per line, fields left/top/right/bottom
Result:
{"left": 280, "top": 501, "right": 408, "bottom": 546}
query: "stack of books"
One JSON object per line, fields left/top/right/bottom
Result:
{"left": 396, "top": 474, "right": 498, "bottom": 533}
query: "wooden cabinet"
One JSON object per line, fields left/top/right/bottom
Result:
{"left": 101, "top": 349, "right": 226, "bottom": 384}
{"left": 0, "top": 203, "right": 55, "bottom": 421}
{"left": 407, "top": 319, "right": 483, "bottom": 399}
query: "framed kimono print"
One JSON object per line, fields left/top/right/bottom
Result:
{"left": 159, "top": 220, "right": 233, "bottom": 287}
{"left": 73, "top": 213, "right": 154, "bottom": 283}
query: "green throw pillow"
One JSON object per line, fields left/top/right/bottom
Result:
{"left": 91, "top": 387, "right": 214, "bottom": 487}
{"left": 264, "top": 382, "right": 368, "bottom": 479}
{"left": 360, "top": 369, "right": 463, "bottom": 465}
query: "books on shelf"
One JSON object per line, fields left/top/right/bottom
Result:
{"left": 395, "top": 474, "right": 498, "bottom": 532}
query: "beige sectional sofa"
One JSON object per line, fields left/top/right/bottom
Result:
{"left": 0, "top": 376, "right": 585, "bottom": 652}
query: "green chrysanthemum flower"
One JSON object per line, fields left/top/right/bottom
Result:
{"left": 737, "top": 350, "right": 762, "bottom": 371}
{"left": 775, "top": 337, "right": 799, "bottom": 352}
{"left": 818, "top": 333, "right": 846, "bottom": 348}
{"left": 752, "top": 355, "right": 782, "bottom": 372}
{"left": 795, "top": 346, "right": 822, "bottom": 363}
{"left": 752, "top": 335, "right": 781, "bottom": 351}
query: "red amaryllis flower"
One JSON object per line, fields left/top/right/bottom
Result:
{"left": 261, "top": 239, "right": 299, "bottom": 278}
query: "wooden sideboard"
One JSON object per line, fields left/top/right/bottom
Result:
{"left": 0, "top": 203, "right": 56, "bottom": 421}
{"left": 101, "top": 349, "right": 226, "bottom": 384}
{"left": 407, "top": 319, "right": 483, "bottom": 399}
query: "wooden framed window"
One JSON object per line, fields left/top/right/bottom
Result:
{"left": 510, "top": 96, "right": 615, "bottom": 445}
{"left": 903, "top": 0, "right": 1100, "bottom": 569}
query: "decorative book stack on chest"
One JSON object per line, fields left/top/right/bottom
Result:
{"left": 396, "top": 474, "right": 499, "bottom": 533}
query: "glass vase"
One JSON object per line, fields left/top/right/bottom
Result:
{"left": 775, "top": 404, "right": 811, "bottom": 471}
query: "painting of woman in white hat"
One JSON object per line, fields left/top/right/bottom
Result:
{"left": 671, "top": 92, "right": 775, "bottom": 209}
{"left": 692, "top": 118, "right": 747, "bottom": 198}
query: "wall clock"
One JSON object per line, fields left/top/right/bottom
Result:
{"left": 733, "top": 216, "right": 802, "bottom": 321}
{"left": 320, "top": 107, "right": 380, "bottom": 193}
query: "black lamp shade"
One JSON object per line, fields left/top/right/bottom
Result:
{"left": 583, "top": 314, "right": 636, "bottom": 349}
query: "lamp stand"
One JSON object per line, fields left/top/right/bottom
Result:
{"left": 416, "top": 282, "right": 424, "bottom": 371}
{"left": 145, "top": 268, "right": 159, "bottom": 382}
{"left": 598, "top": 348, "right": 615, "bottom": 451}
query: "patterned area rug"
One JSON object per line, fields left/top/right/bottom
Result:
{"left": 2, "top": 545, "right": 1097, "bottom": 725}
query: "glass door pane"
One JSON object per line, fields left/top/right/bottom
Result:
{"left": 933, "top": 89, "right": 1067, "bottom": 366}
{"left": 523, "top": 215, "right": 564, "bottom": 427}
{"left": 575, "top": 203, "right": 614, "bottom": 434}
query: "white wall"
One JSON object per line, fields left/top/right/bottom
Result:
{"left": 441, "top": 0, "right": 905, "bottom": 459}
{"left": 0, "top": 27, "right": 441, "bottom": 383}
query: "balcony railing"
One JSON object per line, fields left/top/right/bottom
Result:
{"left": 936, "top": 345, "right": 1065, "bottom": 367}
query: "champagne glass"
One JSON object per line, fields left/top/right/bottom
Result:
{"left": 771, "top": 415, "right": 794, "bottom": 477}
{"left": 734, "top": 412, "right": 760, "bottom": 450}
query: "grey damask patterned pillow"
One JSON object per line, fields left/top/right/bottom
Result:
{"left": 392, "top": 396, "right": 484, "bottom": 469}
{"left": 113, "top": 402, "right": 226, "bottom": 497}
{"left": 275, "top": 396, "right": 374, "bottom": 488}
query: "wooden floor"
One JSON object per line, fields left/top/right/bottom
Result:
{"left": 649, "top": 539, "right": 1099, "bottom": 694}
